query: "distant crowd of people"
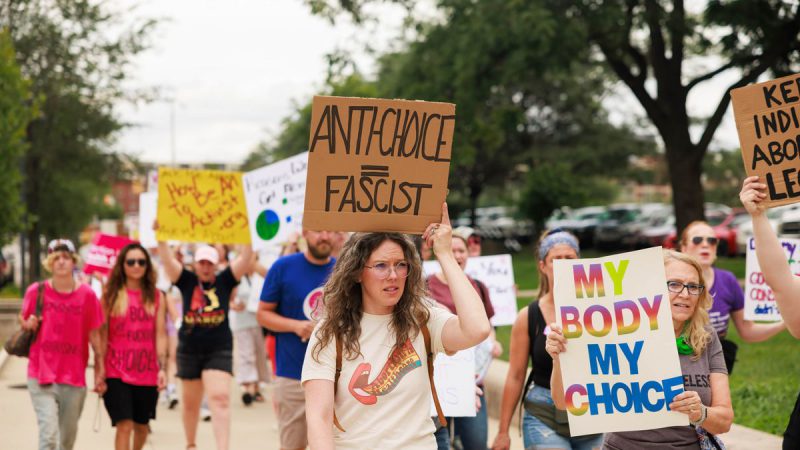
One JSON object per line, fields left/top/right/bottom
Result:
{"left": 14, "top": 177, "right": 800, "bottom": 449}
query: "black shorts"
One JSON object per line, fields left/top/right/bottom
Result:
{"left": 103, "top": 378, "right": 159, "bottom": 426}
{"left": 176, "top": 346, "right": 233, "bottom": 379}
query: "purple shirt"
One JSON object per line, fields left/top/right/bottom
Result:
{"left": 708, "top": 267, "right": 744, "bottom": 336}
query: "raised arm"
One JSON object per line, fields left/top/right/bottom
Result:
{"left": 157, "top": 239, "right": 183, "bottom": 284}
{"left": 740, "top": 176, "right": 800, "bottom": 337}
{"left": 545, "top": 324, "right": 568, "bottom": 409}
{"left": 491, "top": 308, "right": 530, "bottom": 450}
{"left": 424, "top": 203, "right": 491, "bottom": 352}
{"left": 156, "top": 290, "right": 168, "bottom": 391}
{"left": 230, "top": 244, "right": 254, "bottom": 281}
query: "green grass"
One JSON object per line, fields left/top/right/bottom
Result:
{"left": 0, "top": 283, "right": 21, "bottom": 298}
{"left": 494, "top": 248, "right": 789, "bottom": 435}
{"left": 726, "top": 326, "right": 798, "bottom": 435}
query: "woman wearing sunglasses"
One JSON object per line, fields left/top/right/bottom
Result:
{"left": 679, "top": 221, "right": 784, "bottom": 374}
{"left": 302, "top": 204, "right": 492, "bottom": 449}
{"left": 547, "top": 250, "right": 733, "bottom": 449}
{"left": 100, "top": 243, "right": 168, "bottom": 450}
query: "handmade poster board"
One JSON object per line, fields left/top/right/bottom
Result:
{"left": 156, "top": 168, "right": 250, "bottom": 244}
{"left": 552, "top": 247, "right": 687, "bottom": 436}
{"left": 423, "top": 254, "right": 517, "bottom": 326}
{"left": 83, "top": 233, "right": 136, "bottom": 277}
{"left": 743, "top": 236, "right": 797, "bottom": 321}
{"left": 732, "top": 73, "right": 800, "bottom": 207}
{"left": 243, "top": 152, "right": 308, "bottom": 250}
{"left": 430, "top": 348, "right": 476, "bottom": 417}
{"left": 303, "top": 96, "right": 455, "bottom": 233}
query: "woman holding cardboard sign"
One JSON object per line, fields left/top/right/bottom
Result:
{"left": 740, "top": 174, "right": 800, "bottom": 447}
{"left": 491, "top": 229, "right": 603, "bottom": 450}
{"left": 302, "top": 203, "right": 492, "bottom": 449}
{"left": 546, "top": 250, "right": 733, "bottom": 449}
{"left": 678, "top": 220, "right": 784, "bottom": 374}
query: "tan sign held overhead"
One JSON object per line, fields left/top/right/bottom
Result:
{"left": 303, "top": 96, "right": 455, "bottom": 233}
{"left": 732, "top": 73, "right": 800, "bottom": 207}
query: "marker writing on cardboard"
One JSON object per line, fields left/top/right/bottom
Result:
{"left": 325, "top": 165, "right": 432, "bottom": 215}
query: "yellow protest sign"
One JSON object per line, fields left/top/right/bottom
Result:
{"left": 156, "top": 168, "right": 251, "bottom": 244}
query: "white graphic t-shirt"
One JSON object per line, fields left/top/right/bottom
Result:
{"left": 302, "top": 303, "right": 454, "bottom": 450}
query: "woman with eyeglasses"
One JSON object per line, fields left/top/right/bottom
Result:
{"left": 302, "top": 204, "right": 492, "bottom": 449}
{"left": 679, "top": 221, "right": 784, "bottom": 374}
{"left": 100, "top": 243, "right": 168, "bottom": 450}
{"left": 492, "top": 229, "right": 603, "bottom": 450}
{"left": 546, "top": 250, "right": 734, "bottom": 449}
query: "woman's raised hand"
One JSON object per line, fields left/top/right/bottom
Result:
{"left": 423, "top": 202, "right": 453, "bottom": 258}
{"left": 545, "top": 323, "right": 567, "bottom": 361}
{"left": 740, "top": 176, "right": 769, "bottom": 218}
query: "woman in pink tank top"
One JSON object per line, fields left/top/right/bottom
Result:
{"left": 101, "top": 243, "right": 167, "bottom": 450}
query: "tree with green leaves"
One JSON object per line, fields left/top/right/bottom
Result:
{"left": 0, "top": 29, "right": 35, "bottom": 248}
{"left": 2, "top": 0, "right": 156, "bottom": 283}
{"left": 302, "top": 0, "right": 800, "bottom": 234}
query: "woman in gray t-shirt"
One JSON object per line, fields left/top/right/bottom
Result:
{"left": 545, "top": 250, "right": 734, "bottom": 449}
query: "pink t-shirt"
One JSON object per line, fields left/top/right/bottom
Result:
{"left": 105, "top": 289, "right": 160, "bottom": 386}
{"left": 23, "top": 281, "right": 104, "bottom": 387}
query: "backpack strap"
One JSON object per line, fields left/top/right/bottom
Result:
{"left": 333, "top": 336, "right": 345, "bottom": 432}
{"left": 422, "top": 323, "right": 446, "bottom": 427}
{"left": 34, "top": 281, "right": 45, "bottom": 317}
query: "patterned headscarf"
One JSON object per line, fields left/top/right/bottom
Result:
{"left": 538, "top": 229, "right": 580, "bottom": 261}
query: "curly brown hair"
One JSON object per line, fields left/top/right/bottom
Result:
{"left": 311, "top": 232, "right": 430, "bottom": 362}
{"left": 103, "top": 243, "right": 158, "bottom": 317}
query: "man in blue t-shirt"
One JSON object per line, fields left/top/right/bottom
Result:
{"left": 258, "top": 229, "right": 336, "bottom": 450}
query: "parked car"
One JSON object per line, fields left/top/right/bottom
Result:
{"left": 594, "top": 205, "right": 642, "bottom": 250}
{"left": 735, "top": 204, "right": 800, "bottom": 254}
{"left": 545, "top": 207, "right": 574, "bottom": 230}
{"left": 560, "top": 206, "right": 607, "bottom": 247}
{"left": 453, "top": 206, "right": 533, "bottom": 240}
{"left": 631, "top": 208, "right": 674, "bottom": 249}
{"left": 776, "top": 205, "right": 800, "bottom": 240}
{"left": 663, "top": 206, "right": 742, "bottom": 257}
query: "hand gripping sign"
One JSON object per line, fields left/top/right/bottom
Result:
{"left": 303, "top": 96, "right": 455, "bottom": 233}
{"left": 552, "top": 247, "right": 687, "bottom": 436}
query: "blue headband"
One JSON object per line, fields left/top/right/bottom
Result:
{"left": 538, "top": 231, "right": 580, "bottom": 261}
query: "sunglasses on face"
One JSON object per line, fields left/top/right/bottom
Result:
{"left": 691, "top": 236, "right": 718, "bottom": 246}
{"left": 125, "top": 258, "right": 148, "bottom": 267}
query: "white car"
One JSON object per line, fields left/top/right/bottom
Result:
{"left": 736, "top": 204, "right": 800, "bottom": 254}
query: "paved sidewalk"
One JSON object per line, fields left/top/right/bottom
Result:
{"left": 0, "top": 349, "right": 781, "bottom": 449}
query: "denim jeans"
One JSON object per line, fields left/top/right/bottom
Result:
{"left": 28, "top": 378, "right": 87, "bottom": 450}
{"left": 522, "top": 385, "right": 603, "bottom": 450}
{"left": 450, "top": 393, "right": 489, "bottom": 450}
{"left": 434, "top": 418, "right": 451, "bottom": 450}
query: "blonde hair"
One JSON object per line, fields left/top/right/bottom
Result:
{"left": 42, "top": 251, "right": 80, "bottom": 273}
{"left": 663, "top": 250, "right": 712, "bottom": 360}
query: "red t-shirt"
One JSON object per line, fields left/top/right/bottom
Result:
{"left": 426, "top": 274, "right": 495, "bottom": 319}
{"left": 105, "top": 289, "right": 161, "bottom": 386}
{"left": 23, "top": 281, "right": 104, "bottom": 387}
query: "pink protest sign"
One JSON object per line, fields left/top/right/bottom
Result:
{"left": 83, "top": 233, "right": 136, "bottom": 276}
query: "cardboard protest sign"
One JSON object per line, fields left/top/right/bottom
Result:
{"left": 430, "top": 348, "right": 476, "bottom": 417}
{"left": 83, "top": 233, "right": 136, "bottom": 277}
{"left": 243, "top": 152, "right": 308, "bottom": 250}
{"left": 732, "top": 73, "right": 800, "bottom": 207}
{"left": 744, "top": 236, "right": 798, "bottom": 321}
{"left": 552, "top": 247, "right": 686, "bottom": 436}
{"left": 138, "top": 192, "right": 158, "bottom": 248}
{"left": 156, "top": 168, "right": 250, "bottom": 244}
{"left": 423, "top": 254, "right": 517, "bottom": 326}
{"left": 303, "top": 96, "right": 455, "bottom": 234}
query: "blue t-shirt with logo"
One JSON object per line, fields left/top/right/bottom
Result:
{"left": 260, "top": 252, "right": 335, "bottom": 380}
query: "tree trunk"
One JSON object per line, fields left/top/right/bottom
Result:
{"left": 665, "top": 140, "right": 705, "bottom": 238}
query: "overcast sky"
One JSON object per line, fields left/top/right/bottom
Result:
{"left": 115, "top": 1, "right": 741, "bottom": 167}
{"left": 115, "top": 0, "right": 409, "bottom": 166}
